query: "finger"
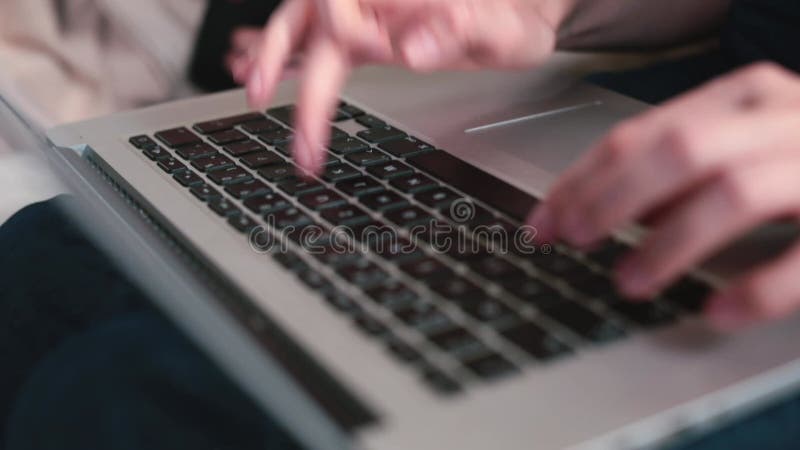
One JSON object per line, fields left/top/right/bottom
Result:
{"left": 615, "top": 154, "right": 800, "bottom": 299}
{"left": 293, "top": 34, "right": 350, "bottom": 174}
{"left": 314, "top": 0, "right": 394, "bottom": 60}
{"left": 569, "top": 109, "right": 800, "bottom": 246}
{"left": 230, "top": 27, "right": 263, "bottom": 54}
{"left": 706, "top": 241, "right": 800, "bottom": 330}
{"left": 247, "top": 0, "right": 310, "bottom": 109}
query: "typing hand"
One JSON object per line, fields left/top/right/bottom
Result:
{"left": 238, "top": 0, "right": 565, "bottom": 175}
{"left": 529, "top": 63, "right": 800, "bottom": 330}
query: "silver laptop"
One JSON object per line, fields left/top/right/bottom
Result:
{"left": 11, "top": 66, "right": 800, "bottom": 449}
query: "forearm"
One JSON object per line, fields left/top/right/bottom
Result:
{"left": 543, "top": 0, "right": 731, "bottom": 51}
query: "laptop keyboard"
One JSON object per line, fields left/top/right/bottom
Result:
{"left": 129, "top": 102, "right": 712, "bottom": 395}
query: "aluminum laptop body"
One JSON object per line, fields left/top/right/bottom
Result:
{"left": 39, "top": 66, "right": 800, "bottom": 450}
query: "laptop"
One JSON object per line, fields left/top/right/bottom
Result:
{"left": 9, "top": 65, "right": 800, "bottom": 449}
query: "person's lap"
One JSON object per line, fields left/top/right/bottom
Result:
{"left": 0, "top": 197, "right": 297, "bottom": 450}
{"left": 2, "top": 54, "right": 799, "bottom": 448}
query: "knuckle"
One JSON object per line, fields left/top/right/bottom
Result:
{"left": 662, "top": 125, "right": 704, "bottom": 171}
{"left": 715, "top": 170, "right": 757, "bottom": 211}
{"left": 603, "top": 122, "right": 640, "bottom": 160}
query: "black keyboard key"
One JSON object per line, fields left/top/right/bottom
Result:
{"left": 415, "top": 187, "right": 461, "bottom": 210}
{"left": 259, "top": 128, "right": 294, "bottom": 146}
{"left": 321, "top": 204, "right": 370, "bottom": 226}
{"left": 343, "top": 220, "right": 388, "bottom": 243}
{"left": 330, "top": 127, "right": 349, "bottom": 141}
{"left": 325, "top": 290, "right": 362, "bottom": 313}
{"left": 322, "top": 163, "right": 362, "bottom": 182}
{"left": 544, "top": 302, "right": 625, "bottom": 342}
{"left": 534, "top": 253, "right": 595, "bottom": 282}
{"left": 384, "top": 206, "right": 435, "bottom": 228}
{"left": 298, "top": 269, "right": 334, "bottom": 293}
{"left": 209, "top": 129, "right": 248, "bottom": 146}
{"left": 173, "top": 171, "right": 204, "bottom": 187}
{"left": 608, "top": 301, "right": 676, "bottom": 327}
{"left": 366, "top": 283, "right": 419, "bottom": 311}
{"left": 190, "top": 183, "right": 222, "bottom": 202}
{"left": 273, "top": 251, "right": 308, "bottom": 272}
{"left": 360, "top": 191, "right": 408, "bottom": 212}
{"left": 369, "top": 236, "right": 424, "bottom": 262}
{"left": 157, "top": 157, "right": 187, "bottom": 174}
{"left": 175, "top": 143, "right": 217, "bottom": 160}
{"left": 208, "top": 198, "right": 241, "bottom": 217}
{"left": 223, "top": 140, "right": 266, "bottom": 156}
{"left": 129, "top": 135, "right": 158, "bottom": 150}
{"left": 463, "top": 353, "right": 517, "bottom": 380}
{"left": 191, "top": 154, "right": 234, "bottom": 172}
{"left": 225, "top": 179, "right": 270, "bottom": 199}
{"left": 461, "top": 298, "right": 516, "bottom": 323}
{"left": 338, "top": 103, "right": 365, "bottom": 119}
{"left": 299, "top": 189, "right": 347, "bottom": 210}
{"left": 505, "top": 278, "right": 564, "bottom": 310}
{"left": 408, "top": 151, "right": 538, "bottom": 221}
{"left": 379, "top": 137, "right": 435, "bottom": 158}
{"left": 345, "top": 149, "right": 391, "bottom": 166}
{"left": 586, "top": 241, "right": 632, "bottom": 267}
{"left": 241, "top": 119, "right": 282, "bottom": 134}
{"left": 422, "top": 368, "right": 461, "bottom": 395}
{"left": 355, "top": 114, "right": 386, "bottom": 128}
{"left": 228, "top": 214, "right": 258, "bottom": 233}
{"left": 664, "top": 277, "right": 712, "bottom": 312}
{"left": 390, "top": 173, "right": 437, "bottom": 194}
{"left": 395, "top": 303, "right": 453, "bottom": 334}
{"left": 193, "top": 112, "right": 264, "bottom": 134}
{"left": 155, "top": 127, "right": 203, "bottom": 148}
{"left": 257, "top": 163, "right": 295, "bottom": 182}
{"left": 240, "top": 151, "right": 284, "bottom": 169}
{"left": 274, "top": 143, "right": 292, "bottom": 156}
{"left": 244, "top": 192, "right": 291, "bottom": 214}
{"left": 207, "top": 166, "right": 253, "bottom": 185}
{"left": 336, "top": 177, "right": 383, "bottom": 197}
{"left": 430, "top": 278, "right": 485, "bottom": 302}
{"left": 469, "top": 257, "right": 528, "bottom": 282}
{"left": 265, "top": 207, "right": 313, "bottom": 229}
{"left": 353, "top": 314, "right": 388, "bottom": 336}
{"left": 399, "top": 257, "right": 452, "bottom": 282}
{"left": 428, "top": 327, "right": 486, "bottom": 357}
{"left": 329, "top": 137, "right": 369, "bottom": 155}
{"left": 501, "top": 322, "right": 571, "bottom": 361}
{"left": 386, "top": 337, "right": 422, "bottom": 363}
{"left": 357, "top": 125, "right": 406, "bottom": 144}
{"left": 337, "top": 260, "right": 389, "bottom": 289}
{"left": 278, "top": 178, "right": 325, "bottom": 196}
{"left": 142, "top": 146, "right": 170, "bottom": 161}
{"left": 367, "top": 161, "right": 413, "bottom": 179}
{"left": 267, "top": 105, "right": 295, "bottom": 126}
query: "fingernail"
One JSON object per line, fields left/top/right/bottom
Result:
{"left": 707, "top": 294, "right": 752, "bottom": 331}
{"left": 403, "top": 29, "right": 441, "bottom": 68}
{"left": 247, "top": 70, "right": 263, "bottom": 107}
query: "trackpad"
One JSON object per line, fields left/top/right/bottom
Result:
{"left": 465, "top": 101, "right": 615, "bottom": 175}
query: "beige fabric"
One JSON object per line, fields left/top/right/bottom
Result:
{"left": 0, "top": 0, "right": 205, "bottom": 127}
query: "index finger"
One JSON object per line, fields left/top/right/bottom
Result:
{"left": 292, "top": 33, "right": 351, "bottom": 175}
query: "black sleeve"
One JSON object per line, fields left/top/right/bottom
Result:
{"left": 189, "top": 0, "right": 282, "bottom": 92}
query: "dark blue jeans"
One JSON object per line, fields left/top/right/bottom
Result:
{"left": 0, "top": 197, "right": 298, "bottom": 450}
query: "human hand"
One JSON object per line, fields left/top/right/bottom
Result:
{"left": 240, "top": 0, "right": 567, "bottom": 174}
{"left": 529, "top": 63, "right": 800, "bottom": 330}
